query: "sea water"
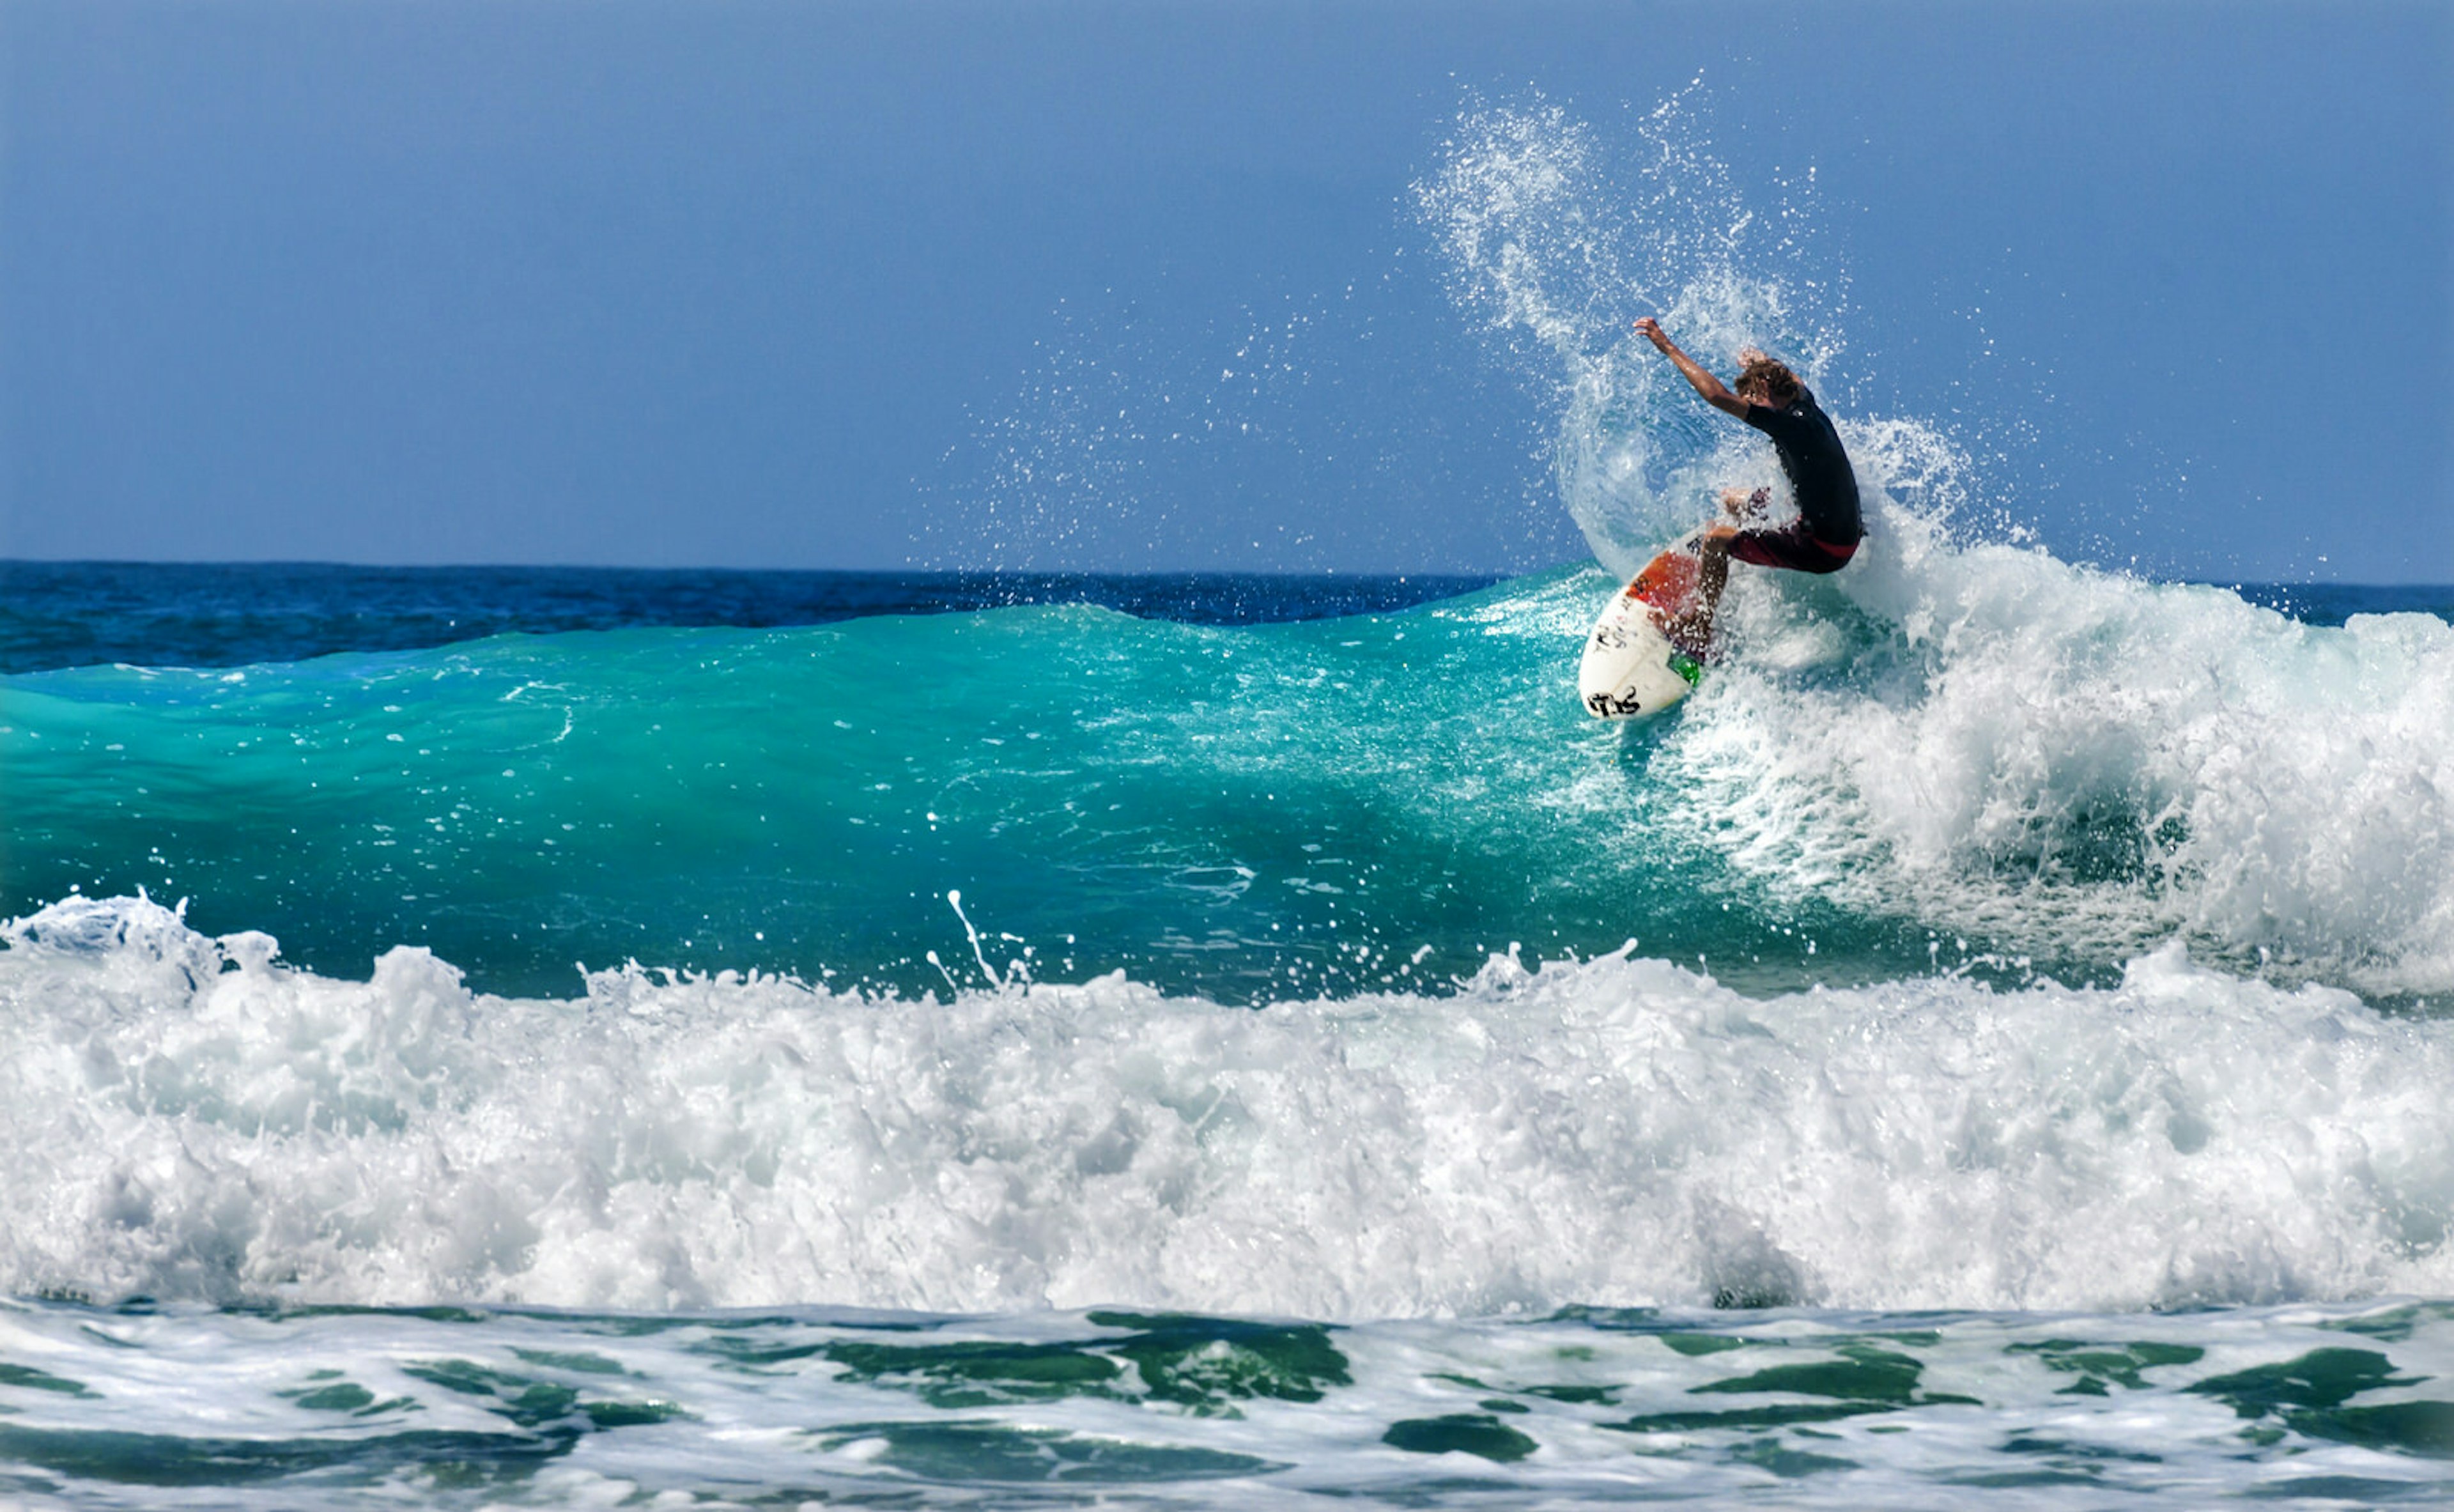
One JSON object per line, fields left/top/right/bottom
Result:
{"left": 6, "top": 560, "right": 2450, "bottom": 1508}
{"left": 6, "top": 100, "right": 2454, "bottom": 1506}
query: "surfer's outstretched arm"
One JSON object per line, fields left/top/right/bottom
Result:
{"left": 1633, "top": 318, "right": 1751, "bottom": 419}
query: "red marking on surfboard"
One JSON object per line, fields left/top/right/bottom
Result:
{"left": 1620, "top": 546, "right": 1713, "bottom": 661}
{"left": 1628, "top": 549, "right": 1697, "bottom": 609}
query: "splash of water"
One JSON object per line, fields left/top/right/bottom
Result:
{"left": 1415, "top": 86, "right": 1897, "bottom": 575}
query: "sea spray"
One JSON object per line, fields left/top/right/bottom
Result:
{"left": 1414, "top": 87, "right": 1856, "bottom": 575}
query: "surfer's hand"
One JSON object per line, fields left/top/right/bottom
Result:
{"left": 1633, "top": 318, "right": 1670, "bottom": 350}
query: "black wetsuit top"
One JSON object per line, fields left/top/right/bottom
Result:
{"left": 1742, "top": 389, "right": 1861, "bottom": 546}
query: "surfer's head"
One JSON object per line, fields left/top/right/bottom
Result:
{"left": 1734, "top": 353, "right": 1802, "bottom": 406}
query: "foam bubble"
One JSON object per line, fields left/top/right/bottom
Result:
{"left": 5, "top": 895, "right": 2449, "bottom": 1316}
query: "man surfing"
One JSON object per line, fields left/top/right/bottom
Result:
{"left": 1632, "top": 318, "right": 1861, "bottom": 649}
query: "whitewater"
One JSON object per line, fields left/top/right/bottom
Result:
{"left": 3, "top": 96, "right": 2452, "bottom": 1506}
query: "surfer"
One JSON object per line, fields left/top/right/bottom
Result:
{"left": 1632, "top": 318, "right": 1860, "bottom": 648}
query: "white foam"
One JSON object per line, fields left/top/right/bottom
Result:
{"left": 1665, "top": 514, "right": 2454, "bottom": 996}
{"left": 5, "top": 896, "right": 2450, "bottom": 1316}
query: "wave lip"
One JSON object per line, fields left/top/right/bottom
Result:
{"left": 4, "top": 895, "right": 2450, "bottom": 1318}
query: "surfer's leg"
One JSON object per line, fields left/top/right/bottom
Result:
{"left": 1729, "top": 523, "right": 1858, "bottom": 575}
{"left": 1662, "top": 527, "right": 1734, "bottom": 652}
{"left": 1668, "top": 521, "right": 1853, "bottom": 652}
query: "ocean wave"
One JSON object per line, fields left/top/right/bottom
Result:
{"left": 6, "top": 895, "right": 2449, "bottom": 1316}
{"left": 1667, "top": 516, "right": 2454, "bottom": 999}
{"left": 6, "top": 550, "right": 2449, "bottom": 1005}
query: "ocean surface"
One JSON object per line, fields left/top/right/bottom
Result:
{"left": 8, "top": 98, "right": 2454, "bottom": 1508}
{"left": 5, "top": 558, "right": 2451, "bottom": 1508}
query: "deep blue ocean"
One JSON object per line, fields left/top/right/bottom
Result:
{"left": 6, "top": 101, "right": 2454, "bottom": 1511}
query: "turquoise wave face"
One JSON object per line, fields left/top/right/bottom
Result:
{"left": 3, "top": 569, "right": 1910, "bottom": 999}
{"left": 6, "top": 555, "right": 2450, "bottom": 1005}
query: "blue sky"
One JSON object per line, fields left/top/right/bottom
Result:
{"left": 3, "top": 0, "right": 2446, "bottom": 580}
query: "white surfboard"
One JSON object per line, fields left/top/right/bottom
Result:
{"left": 1579, "top": 543, "right": 1706, "bottom": 719}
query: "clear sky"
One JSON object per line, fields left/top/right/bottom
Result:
{"left": 3, "top": 0, "right": 2447, "bottom": 581}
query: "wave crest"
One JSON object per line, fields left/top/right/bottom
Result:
{"left": 5, "top": 896, "right": 2450, "bottom": 1316}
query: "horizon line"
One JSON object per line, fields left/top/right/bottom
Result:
{"left": 1, "top": 557, "right": 2448, "bottom": 591}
